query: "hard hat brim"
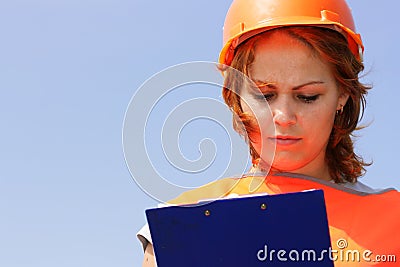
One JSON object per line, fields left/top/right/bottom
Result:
{"left": 219, "top": 18, "right": 363, "bottom": 66}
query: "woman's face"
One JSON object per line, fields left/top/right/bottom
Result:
{"left": 240, "top": 32, "right": 348, "bottom": 180}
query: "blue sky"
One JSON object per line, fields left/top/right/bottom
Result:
{"left": 1, "top": 1, "right": 399, "bottom": 266}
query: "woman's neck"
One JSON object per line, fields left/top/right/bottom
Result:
{"left": 251, "top": 159, "right": 332, "bottom": 182}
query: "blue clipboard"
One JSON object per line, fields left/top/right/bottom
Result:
{"left": 146, "top": 189, "right": 334, "bottom": 266}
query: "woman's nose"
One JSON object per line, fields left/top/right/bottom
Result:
{"left": 272, "top": 97, "right": 297, "bottom": 127}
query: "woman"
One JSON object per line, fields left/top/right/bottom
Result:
{"left": 139, "top": 0, "right": 400, "bottom": 266}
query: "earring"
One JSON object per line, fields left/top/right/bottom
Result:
{"left": 336, "top": 104, "right": 344, "bottom": 115}
{"left": 252, "top": 158, "right": 261, "bottom": 170}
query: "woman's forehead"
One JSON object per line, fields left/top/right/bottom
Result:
{"left": 248, "top": 36, "right": 332, "bottom": 84}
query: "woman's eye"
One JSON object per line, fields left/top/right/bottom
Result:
{"left": 263, "top": 93, "right": 274, "bottom": 101}
{"left": 298, "top": 94, "right": 320, "bottom": 103}
{"left": 254, "top": 93, "right": 274, "bottom": 101}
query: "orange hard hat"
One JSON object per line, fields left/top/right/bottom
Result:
{"left": 219, "top": 0, "right": 363, "bottom": 66}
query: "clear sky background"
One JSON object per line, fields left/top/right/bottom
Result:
{"left": 1, "top": 1, "right": 399, "bottom": 266}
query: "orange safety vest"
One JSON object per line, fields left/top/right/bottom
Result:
{"left": 168, "top": 173, "right": 400, "bottom": 267}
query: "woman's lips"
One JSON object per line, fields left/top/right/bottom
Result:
{"left": 269, "top": 136, "right": 302, "bottom": 146}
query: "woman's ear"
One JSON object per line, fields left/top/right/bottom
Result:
{"left": 337, "top": 92, "right": 350, "bottom": 110}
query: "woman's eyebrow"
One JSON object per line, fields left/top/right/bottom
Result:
{"left": 252, "top": 80, "right": 277, "bottom": 88}
{"left": 251, "top": 80, "right": 325, "bottom": 90}
{"left": 292, "top": 81, "right": 325, "bottom": 90}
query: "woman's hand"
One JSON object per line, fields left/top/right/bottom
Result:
{"left": 142, "top": 244, "right": 156, "bottom": 267}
